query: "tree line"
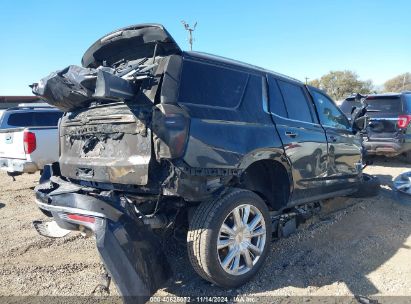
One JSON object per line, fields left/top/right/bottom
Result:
{"left": 308, "top": 71, "right": 411, "bottom": 101}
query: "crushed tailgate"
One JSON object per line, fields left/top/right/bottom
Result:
{"left": 31, "top": 24, "right": 183, "bottom": 186}
{"left": 59, "top": 102, "right": 152, "bottom": 185}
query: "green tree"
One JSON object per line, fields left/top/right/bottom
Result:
{"left": 308, "top": 70, "right": 373, "bottom": 100}
{"left": 383, "top": 73, "right": 411, "bottom": 92}
{"left": 308, "top": 78, "right": 320, "bottom": 88}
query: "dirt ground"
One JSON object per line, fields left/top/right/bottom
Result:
{"left": 1, "top": 157, "right": 411, "bottom": 302}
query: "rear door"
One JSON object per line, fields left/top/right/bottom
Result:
{"left": 309, "top": 88, "right": 362, "bottom": 190}
{"left": 267, "top": 76, "right": 328, "bottom": 202}
{"left": 365, "top": 95, "right": 403, "bottom": 141}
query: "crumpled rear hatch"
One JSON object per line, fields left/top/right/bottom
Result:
{"left": 31, "top": 24, "right": 182, "bottom": 186}
{"left": 82, "top": 23, "right": 180, "bottom": 68}
{"left": 59, "top": 101, "right": 152, "bottom": 185}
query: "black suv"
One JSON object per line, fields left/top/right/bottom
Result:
{"left": 32, "top": 24, "right": 375, "bottom": 301}
{"left": 341, "top": 92, "right": 411, "bottom": 161}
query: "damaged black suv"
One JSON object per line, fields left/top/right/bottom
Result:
{"left": 32, "top": 24, "right": 375, "bottom": 301}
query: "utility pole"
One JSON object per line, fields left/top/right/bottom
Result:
{"left": 181, "top": 21, "right": 197, "bottom": 51}
{"left": 403, "top": 74, "right": 407, "bottom": 91}
{"left": 305, "top": 77, "right": 309, "bottom": 85}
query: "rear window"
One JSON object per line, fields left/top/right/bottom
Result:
{"left": 7, "top": 111, "right": 62, "bottom": 128}
{"left": 178, "top": 60, "right": 248, "bottom": 108}
{"left": 365, "top": 96, "right": 401, "bottom": 113}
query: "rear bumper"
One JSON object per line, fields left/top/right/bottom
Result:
{"left": 0, "top": 157, "right": 38, "bottom": 173}
{"left": 363, "top": 141, "right": 411, "bottom": 156}
{"left": 34, "top": 165, "right": 171, "bottom": 302}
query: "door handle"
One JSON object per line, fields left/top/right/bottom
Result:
{"left": 285, "top": 131, "right": 298, "bottom": 138}
{"left": 329, "top": 135, "right": 337, "bottom": 142}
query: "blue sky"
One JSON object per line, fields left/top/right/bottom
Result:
{"left": 1, "top": 0, "right": 410, "bottom": 95}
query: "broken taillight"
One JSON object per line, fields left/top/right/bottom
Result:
{"left": 398, "top": 115, "right": 411, "bottom": 129}
{"left": 23, "top": 131, "right": 36, "bottom": 154}
{"left": 153, "top": 104, "right": 190, "bottom": 159}
{"left": 66, "top": 213, "right": 96, "bottom": 223}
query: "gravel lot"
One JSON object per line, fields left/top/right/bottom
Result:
{"left": 1, "top": 158, "right": 411, "bottom": 301}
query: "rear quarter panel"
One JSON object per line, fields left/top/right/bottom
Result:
{"left": 168, "top": 56, "right": 293, "bottom": 203}
{"left": 177, "top": 60, "right": 285, "bottom": 170}
{"left": 183, "top": 116, "right": 285, "bottom": 170}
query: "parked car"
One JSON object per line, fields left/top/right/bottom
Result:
{"left": 341, "top": 92, "right": 411, "bottom": 161}
{"left": 31, "top": 24, "right": 378, "bottom": 301}
{"left": 0, "top": 103, "right": 62, "bottom": 176}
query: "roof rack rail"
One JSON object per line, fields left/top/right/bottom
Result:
{"left": 18, "top": 103, "right": 52, "bottom": 108}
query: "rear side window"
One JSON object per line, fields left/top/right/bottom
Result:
{"left": 242, "top": 74, "right": 262, "bottom": 107}
{"left": 267, "top": 76, "right": 287, "bottom": 117}
{"left": 7, "top": 111, "right": 62, "bottom": 128}
{"left": 277, "top": 80, "right": 313, "bottom": 123}
{"left": 178, "top": 60, "right": 248, "bottom": 108}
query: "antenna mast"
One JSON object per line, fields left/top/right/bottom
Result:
{"left": 181, "top": 21, "right": 197, "bottom": 51}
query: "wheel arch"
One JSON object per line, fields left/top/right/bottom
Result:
{"left": 238, "top": 154, "right": 293, "bottom": 211}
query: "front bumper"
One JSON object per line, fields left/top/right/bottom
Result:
{"left": 0, "top": 157, "right": 38, "bottom": 173}
{"left": 35, "top": 166, "right": 171, "bottom": 303}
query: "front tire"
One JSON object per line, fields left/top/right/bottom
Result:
{"left": 187, "top": 188, "right": 271, "bottom": 288}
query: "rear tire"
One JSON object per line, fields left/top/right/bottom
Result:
{"left": 351, "top": 173, "right": 380, "bottom": 198}
{"left": 187, "top": 188, "right": 271, "bottom": 288}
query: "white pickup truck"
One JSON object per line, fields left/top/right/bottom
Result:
{"left": 0, "top": 104, "right": 62, "bottom": 176}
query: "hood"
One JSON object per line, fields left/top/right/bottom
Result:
{"left": 81, "top": 23, "right": 181, "bottom": 68}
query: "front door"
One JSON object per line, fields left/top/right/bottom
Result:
{"left": 308, "top": 87, "right": 362, "bottom": 192}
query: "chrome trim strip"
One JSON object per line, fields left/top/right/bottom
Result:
{"left": 369, "top": 117, "right": 398, "bottom": 121}
{"left": 262, "top": 76, "right": 269, "bottom": 114}
{"left": 35, "top": 199, "right": 106, "bottom": 218}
